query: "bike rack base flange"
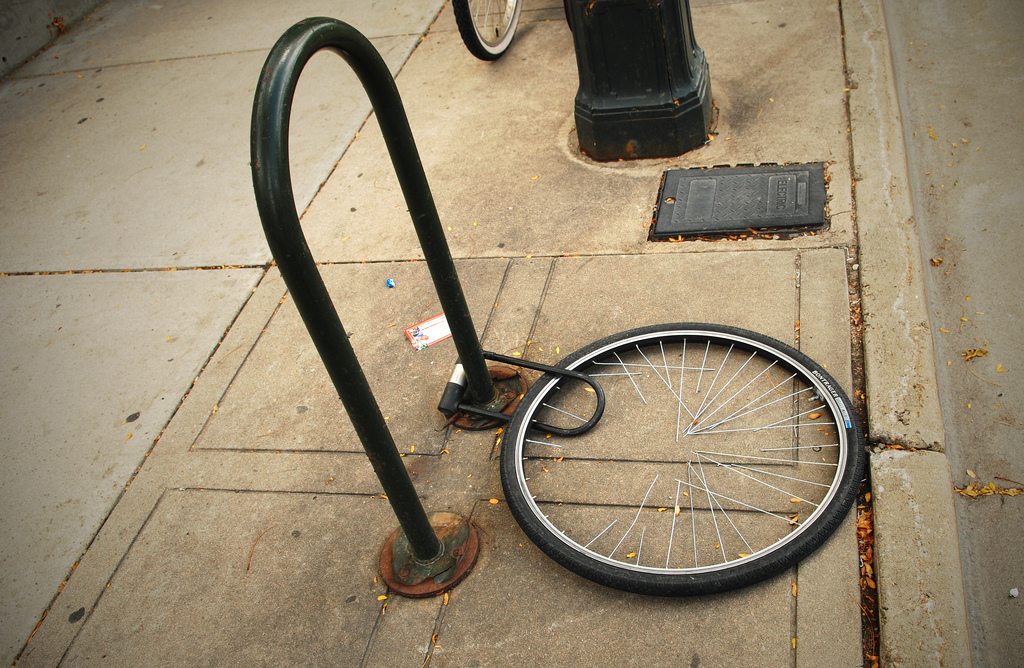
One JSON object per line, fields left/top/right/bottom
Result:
{"left": 450, "top": 365, "right": 527, "bottom": 430}
{"left": 380, "top": 512, "right": 480, "bottom": 598}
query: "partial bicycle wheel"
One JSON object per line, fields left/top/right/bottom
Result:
{"left": 452, "top": 0, "right": 522, "bottom": 61}
{"left": 500, "top": 323, "right": 865, "bottom": 596}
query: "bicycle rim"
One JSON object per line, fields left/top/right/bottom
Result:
{"left": 453, "top": 0, "right": 522, "bottom": 60}
{"left": 500, "top": 323, "right": 864, "bottom": 596}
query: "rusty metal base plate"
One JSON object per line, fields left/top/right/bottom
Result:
{"left": 651, "top": 163, "right": 828, "bottom": 240}
{"left": 451, "top": 365, "right": 527, "bottom": 430}
{"left": 379, "top": 512, "right": 480, "bottom": 598}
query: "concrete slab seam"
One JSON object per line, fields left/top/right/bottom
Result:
{"left": 293, "top": 4, "right": 447, "bottom": 227}
{"left": 189, "top": 278, "right": 289, "bottom": 451}
{"left": 794, "top": 252, "right": 803, "bottom": 353}
{"left": 131, "top": 269, "right": 284, "bottom": 456}
{"left": 477, "top": 258, "right": 515, "bottom": 348}
{"left": 48, "top": 488, "right": 170, "bottom": 667}
{"left": 789, "top": 564, "right": 799, "bottom": 663}
{"left": 520, "top": 258, "right": 558, "bottom": 360}
{"left": 10, "top": 268, "right": 266, "bottom": 664}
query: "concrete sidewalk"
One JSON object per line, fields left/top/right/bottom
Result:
{"left": 1, "top": 0, "right": 970, "bottom": 666}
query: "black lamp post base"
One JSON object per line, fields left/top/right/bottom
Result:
{"left": 568, "top": 0, "right": 713, "bottom": 161}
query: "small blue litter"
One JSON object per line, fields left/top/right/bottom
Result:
{"left": 385, "top": 279, "right": 395, "bottom": 288}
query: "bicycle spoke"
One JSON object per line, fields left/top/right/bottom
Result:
{"left": 609, "top": 475, "right": 658, "bottom": 558}
{"left": 692, "top": 450, "right": 839, "bottom": 467}
{"left": 761, "top": 444, "right": 839, "bottom": 452}
{"left": 674, "top": 477, "right": 803, "bottom": 525}
{"left": 525, "top": 438, "right": 563, "bottom": 448}
{"left": 660, "top": 341, "right": 671, "bottom": 390}
{"left": 689, "top": 465, "right": 698, "bottom": 568}
{"left": 714, "top": 462, "right": 832, "bottom": 488}
{"left": 707, "top": 482, "right": 754, "bottom": 556}
{"left": 676, "top": 340, "right": 689, "bottom": 441}
{"left": 585, "top": 519, "right": 618, "bottom": 549}
{"left": 696, "top": 405, "right": 836, "bottom": 435}
{"left": 699, "top": 422, "right": 836, "bottom": 434}
{"left": 687, "top": 344, "right": 734, "bottom": 437}
{"left": 542, "top": 402, "right": 588, "bottom": 423}
{"left": 666, "top": 479, "right": 682, "bottom": 568}
{"left": 636, "top": 345, "right": 682, "bottom": 402}
{"left": 690, "top": 349, "right": 758, "bottom": 428}
{"left": 696, "top": 375, "right": 803, "bottom": 432}
{"left": 693, "top": 460, "right": 727, "bottom": 563}
{"left": 695, "top": 341, "right": 711, "bottom": 394}
{"left": 590, "top": 361, "right": 714, "bottom": 372}
{"left": 696, "top": 453, "right": 819, "bottom": 506}
{"left": 613, "top": 351, "right": 647, "bottom": 405}
{"left": 691, "top": 360, "right": 778, "bottom": 430}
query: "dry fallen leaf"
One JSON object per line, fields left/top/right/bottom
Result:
{"left": 956, "top": 481, "right": 1024, "bottom": 498}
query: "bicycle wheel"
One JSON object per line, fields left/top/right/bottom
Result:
{"left": 500, "top": 323, "right": 864, "bottom": 596}
{"left": 452, "top": 0, "right": 522, "bottom": 61}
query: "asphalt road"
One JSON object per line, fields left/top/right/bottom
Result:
{"left": 883, "top": 0, "right": 1024, "bottom": 664}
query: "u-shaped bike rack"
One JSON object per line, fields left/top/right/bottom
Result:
{"left": 250, "top": 16, "right": 865, "bottom": 600}
{"left": 251, "top": 17, "right": 488, "bottom": 597}
{"left": 250, "top": 17, "right": 605, "bottom": 597}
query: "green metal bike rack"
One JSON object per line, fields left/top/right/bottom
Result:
{"left": 250, "top": 17, "right": 492, "bottom": 597}
{"left": 251, "top": 16, "right": 606, "bottom": 596}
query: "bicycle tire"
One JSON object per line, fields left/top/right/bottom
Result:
{"left": 500, "top": 323, "right": 865, "bottom": 596}
{"left": 452, "top": 0, "right": 522, "bottom": 61}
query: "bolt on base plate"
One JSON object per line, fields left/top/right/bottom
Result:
{"left": 379, "top": 512, "right": 480, "bottom": 598}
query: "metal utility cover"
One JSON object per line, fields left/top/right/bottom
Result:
{"left": 651, "top": 163, "right": 827, "bottom": 239}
